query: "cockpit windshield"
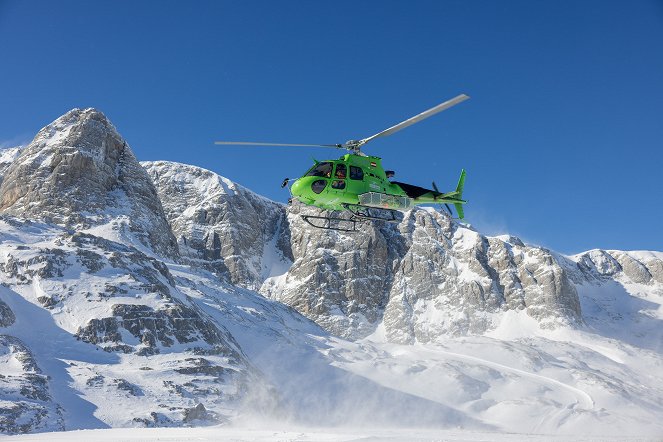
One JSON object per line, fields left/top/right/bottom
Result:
{"left": 306, "top": 162, "right": 333, "bottom": 178}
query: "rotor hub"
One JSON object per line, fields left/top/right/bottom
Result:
{"left": 343, "top": 139, "right": 365, "bottom": 153}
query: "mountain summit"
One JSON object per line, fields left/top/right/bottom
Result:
{"left": 0, "top": 108, "right": 178, "bottom": 258}
{"left": 0, "top": 109, "right": 661, "bottom": 437}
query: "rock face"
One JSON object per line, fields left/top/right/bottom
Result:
{"left": 143, "top": 161, "right": 290, "bottom": 289}
{"left": 1, "top": 109, "right": 661, "bottom": 435}
{"left": 0, "top": 335, "right": 64, "bottom": 434}
{"left": 0, "top": 147, "right": 22, "bottom": 188}
{"left": 0, "top": 111, "right": 280, "bottom": 433}
{"left": 572, "top": 248, "right": 663, "bottom": 285}
{"left": 0, "top": 299, "right": 14, "bottom": 328}
{"left": 148, "top": 162, "right": 583, "bottom": 342}
{"left": 280, "top": 204, "right": 582, "bottom": 342}
{"left": 273, "top": 203, "right": 398, "bottom": 339}
{"left": 0, "top": 217, "right": 264, "bottom": 430}
{"left": 0, "top": 109, "right": 178, "bottom": 258}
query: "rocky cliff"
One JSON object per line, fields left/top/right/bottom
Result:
{"left": 148, "top": 162, "right": 585, "bottom": 341}
{"left": 148, "top": 160, "right": 663, "bottom": 345}
{"left": 0, "top": 335, "right": 63, "bottom": 434}
{"left": 1, "top": 108, "right": 662, "bottom": 436}
{"left": 0, "top": 109, "right": 178, "bottom": 258}
{"left": 143, "top": 161, "right": 290, "bottom": 290}
{"left": 0, "top": 111, "right": 276, "bottom": 432}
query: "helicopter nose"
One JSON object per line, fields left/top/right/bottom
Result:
{"left": 290, "top": 178, "right": 304, "bottom": 197}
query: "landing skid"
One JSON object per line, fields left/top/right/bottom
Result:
{"left": 301, "top": 214, "right": 361, "bottom": 232}
{"left": 300, "top": 205, "right": 399, "bottom": 232}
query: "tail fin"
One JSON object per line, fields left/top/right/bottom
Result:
{"left": 453, "top": 169, "right": 466, "bottom": 219}
{"left": 454, "top": 203, "right": 465, "bottom": 219}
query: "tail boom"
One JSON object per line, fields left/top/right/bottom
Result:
{"left": 415, "top": 169, "right": 467, "bottom": 218}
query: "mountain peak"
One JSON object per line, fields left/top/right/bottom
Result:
{"left": 0, "top": 109, "right": 179, "bottom": 258}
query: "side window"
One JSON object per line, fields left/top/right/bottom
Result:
{"left": 306, "top": 162, "right": 333, "bottom": 177}
{"left": 335, "top": 163, "right": 347, "bottom": 179}
{"left": 349, "top": 166, "right": 364, "bottom": 180}
{"left": 331, "top": 180, "right": 346, "bottom": 190}
{"left": 311, "top": 180, "right": 327, "bottom": 194}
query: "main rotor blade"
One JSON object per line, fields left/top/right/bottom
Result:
{"left": 214, "top": 141, "right": 342, "bottom": 149}
{"left": 359, "top": 94, "right": 470, "bottom": 145}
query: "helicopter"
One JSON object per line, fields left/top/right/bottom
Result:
{"left": 215, "top": 94, "right": 469, "bottom": 232}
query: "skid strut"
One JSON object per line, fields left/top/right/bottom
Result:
{"left": 301, "top": 214, "right": 361, "bottom": 232}
{"left": 300, "top": 204, "right": 400, "bottom": 232}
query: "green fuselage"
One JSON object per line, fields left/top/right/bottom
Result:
{"left": 290, "top": 153, "right": 466, "bottom": 214}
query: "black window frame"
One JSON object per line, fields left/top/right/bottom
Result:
{"left": 311, "top": 179, "right": 327, "bottom": 194}
{"left": 349, "top": 166, "right": 364, "bottom": 180}
{"left": 331, "top": 180, "right": 346, "bottom": 190}
{"left": 335, "top": 163, "right": 347, "bottom": 179}
{"left": 306, "top": 162, "right": 333, "bottom": 178}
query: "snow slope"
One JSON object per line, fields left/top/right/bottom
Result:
{"left": 3, "top": 212, "right": 660, "bottom": 437}
{"left": 1, "top": 426, "right": 656, "bottom": 442}
{"left": 1, "top": 110, "right": 663, "bottom": 440}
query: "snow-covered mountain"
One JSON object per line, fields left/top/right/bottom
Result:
{"left": 143, "top": 160, "right": 290, "bottom": 290}
{"left": 1, "top": 109, "right": 662, "bottom": 439}
{"left": 0, "top": 109, "right": 178, "bottom": 258}
{"left": 147, "top": 161, "right": 585, "bottom": 342}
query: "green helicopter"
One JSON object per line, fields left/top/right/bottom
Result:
{"left": 216, "top": 94, "right": 469, "bottom": 232}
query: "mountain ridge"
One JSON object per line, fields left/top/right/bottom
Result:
{"left": 0, "top": 109, "right": 661, "bottom": 437}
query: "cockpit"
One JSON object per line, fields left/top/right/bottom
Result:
{"left": 306, "top": 162, "right": 333, "bottom": 178}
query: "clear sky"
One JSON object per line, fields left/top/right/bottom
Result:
{"left": 1, "top": 1, "right": 662, "bottom": 254}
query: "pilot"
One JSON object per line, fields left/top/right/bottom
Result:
{"left": 319, "top": 163, "right": 332, "bottom": 177}
{"left": 386, "top": 170, "right": 395, "bottom": 179}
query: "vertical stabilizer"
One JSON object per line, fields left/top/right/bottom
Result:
{"left": 454, "top": 169, "right": 466, "bottom": 219}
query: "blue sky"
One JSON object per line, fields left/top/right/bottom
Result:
{"left": 1, "top": 1, "right": 662, "bottom": 253}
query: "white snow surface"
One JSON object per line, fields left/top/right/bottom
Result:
{"left": 1, "top": 426, "right": 657, "bottom": 442}
{"left": 0, "top": 157, "right": 662, "bottom": 439}
{"left": 0, "top": 147, "right": 22, "bottom": 165}
{"left": 1, "top": 212, "right": 661, "bottom": 438}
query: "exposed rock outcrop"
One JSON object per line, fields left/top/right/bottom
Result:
{"left": 143, "top": 161, "right": 290, "bottom": 289}
{"left": 0, "top": 147, "right": 22, "bottom": 188}
{"left": 0, "top": 300, "right": 14, "bottom": 328}
{"left": 0, "top": 109, "right": 178, "bottom": 258}
{"left": 0, "top": 216, "right": 270, "bottom": 431}
{"left": 274, "top": 203, "right": 398, "bottom": 339}
{"left": 146, "top": 161, "right": 583, "bottom": 342}
{"left": 572, "top": 248, "right": 663, "bottom": 286}
{"left": 281, "top": 204, "right": 581, "bottom": 342}
{"left": 0, "top": 335, "right": 64, "bottom": 434}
